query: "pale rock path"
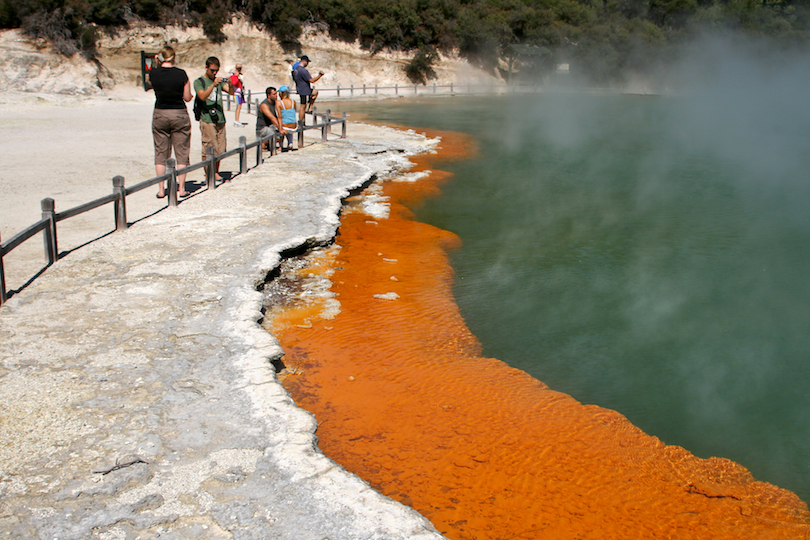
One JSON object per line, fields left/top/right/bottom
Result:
{"left": 0, "top": 88, "right": 270, "bottom": 292}
{"left": 0, "top": 122, "right": 445, "bottom": 539}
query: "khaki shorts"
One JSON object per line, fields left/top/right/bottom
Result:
{"left": 257, "top": 125, "right": 277, "bottom": 140}
{"left": 152, "top": 109, "right": 191, "bottom": 166}
{"left": 200, "top": 120, "right": 227, "bottom": 160}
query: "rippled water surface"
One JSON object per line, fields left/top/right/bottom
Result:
{"left": 340, "top": 89, "right": 810, "bottom": 502}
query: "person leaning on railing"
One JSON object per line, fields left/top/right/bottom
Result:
{"left": 148, "top": 45, "right": 193, "bottom": 199}
{"left": 257, "top": 86, "right": 285, "bottom": 152}
{"left": 194, "top": 56, "right": 234, "bottom": 182}
{"left": 275, "top": 86, "right": 300, "bottom": 152}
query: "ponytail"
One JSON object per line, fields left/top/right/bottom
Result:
{"left": 157, "top": 45, "right": 176, "bottom": 65}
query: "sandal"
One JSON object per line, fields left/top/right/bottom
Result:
{"left": 156, "top": 193, "right": 166, "bottom": 199}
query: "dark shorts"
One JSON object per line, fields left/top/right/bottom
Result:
{"left": 152, "top": 109, "right": 191, "bottom": 166}
{"left": 299, "top": 95, "right": 311, "bottom": 105}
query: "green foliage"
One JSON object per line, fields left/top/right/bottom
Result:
{"left": 649, "top": 0, "right": 698, "bottom": 26}
{"left": 405, "top": 45, "right": 439, "bottom": 82}
{"left": 247, "top": 0, "right": 305, "bottom": 44}
{"left": 201, "top": 0, "right": 231, "bottom": 42}
{"left": 13, "top": 0, "right": 98, "bottom": 57}
{"left": 2, "top": 0, "right": 809, "bottom": 81}
{"left": 0, "top": 0, "right": 21, "bottom": 27}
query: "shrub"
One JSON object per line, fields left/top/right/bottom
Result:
{"left": 201, "top": 0, "right": 230, "bottom": 42}
{"left": 21, "top": 6, "right": 97, "bottom": 58}
{"left": 0, "top": 0, "right": 21, "bottom": 28}
{"left": 404, "top": 46, "right": 439, "bottom": 83}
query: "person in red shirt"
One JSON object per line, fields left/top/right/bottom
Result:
{"left": 229, "top": 64, "right": 247, "bottom": 127}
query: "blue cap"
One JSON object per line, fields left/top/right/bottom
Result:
{"left": 278, "top": 85, "right": 288, "bottom": 92}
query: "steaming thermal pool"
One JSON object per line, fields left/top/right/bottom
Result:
{"left": 341, "top": 87, "right": 810, "bottom": 503}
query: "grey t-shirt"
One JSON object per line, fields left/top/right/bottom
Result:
{"left": 256, "top": 98, "right": 278, "bottom": 131}
{"left": 293, "top": 65, "right": 312, "bottom": 96}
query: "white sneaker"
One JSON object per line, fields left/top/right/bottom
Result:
{"left": 233, "top": 121, "right": 241, "bottom": 127}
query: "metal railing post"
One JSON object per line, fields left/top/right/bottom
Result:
{"left": 350, "top": 84, "right": 354, "bottom": 96}
{"left": 0, "top": 231, "right": 6, "bottom": 306}
{"left": 414, "top": 83, "right": 417, "bottom": 95}
{"left": 257, "top": 135, "right": 263, "bottom": 165}
{"left": 321, "top": 120, "right": 327, "bottom": 142}
{"left": 247, "top": 90, "right": 252, "bottom": 112}
{"left": 433, "top": 82, "right": 436, "bottom": 93}
{"left": 206, "top": 146, "right": 216, "bottom": 190}
{"left": 341, "top": 112, "right": 347, "bottom": 139}
{"left": 112, "top": 175, "right": 127, "bottom": 230}
{"left": 326, "top": 109, "right": 332, "bottom": 136}
{"left": 395, "top": 83, "right": 398, "bottom": 95}
{"left": 375, "top": 83, "right": 378, "bottom": 94}
{"left": 167, "top": 158, "right": 178, "bottom": 207}
{"left": 41, "top": 198, "right": 57, "bottom": 265}
{"left": 337, "top": 85, "right": 340, "bottom": 97}
{"left": 226, "top": 93, "right": 231, "bottom": 111}
{"left": 363, "top": 83, "right": 366, "bottom": 94}
{"left": 239, "top": 136, "right": 247, "bottom": 175}
{"left": 270, "top": 133, "right": 276, "bottom": 156}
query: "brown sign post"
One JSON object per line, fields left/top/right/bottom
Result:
{"left": 140, "top": 50, "right": 156, "bottom": 91}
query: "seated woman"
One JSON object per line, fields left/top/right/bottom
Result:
{"left": 275, "top": 85, "right": 300, "bottom": 152}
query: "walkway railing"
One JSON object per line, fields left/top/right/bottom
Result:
{"left": 0, "top": 109, "right": 347, "bottom": 307}
{"left": 228, "top": 82, "right": 509, "bottom": 110}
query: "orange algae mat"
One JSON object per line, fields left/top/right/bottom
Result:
{"left": 268, "top": 128, "right": 810, "bottom": 539}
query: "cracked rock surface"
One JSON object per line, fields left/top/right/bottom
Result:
{"left": 0, "top": 123, "right": 445, "bottom": 540}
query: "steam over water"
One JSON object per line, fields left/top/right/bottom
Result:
{"left": 340, "top": 46, "right": 810, "bottom": 502}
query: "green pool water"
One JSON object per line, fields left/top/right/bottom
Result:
{"left": 338, "top": 84, "right": 810, "bottom": 502}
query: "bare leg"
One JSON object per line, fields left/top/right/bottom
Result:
{"left": 177, "top": 165, "right": 188, "bottom": 196}
{"left": 155, "top": 163, "right": 166, "bottom": 197}
{"left": 308, "top": 89, "right": 318, "bottom": 112}
{"left": 235, "top": 103, "right": 242, "bottom": 124}
{"left": 204, "top": 164, "right": 223, "bottom": 182}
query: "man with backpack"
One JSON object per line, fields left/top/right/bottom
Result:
{"left": 193, "top": 56, "right": 234, "bottom": 181}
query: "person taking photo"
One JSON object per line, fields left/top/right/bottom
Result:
{"left": 194, "top": 56, "right": 234, "bottom": 182}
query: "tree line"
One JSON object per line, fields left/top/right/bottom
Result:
{"left": 1, "top": 0, "right": 809, "bottom": 84}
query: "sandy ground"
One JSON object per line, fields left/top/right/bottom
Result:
{"left": 0, "top": 86, "right": 271, "bottom": 293}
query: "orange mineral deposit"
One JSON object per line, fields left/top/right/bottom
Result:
{"left": 267, "top": 128, "right": 810, "bottom": 539}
